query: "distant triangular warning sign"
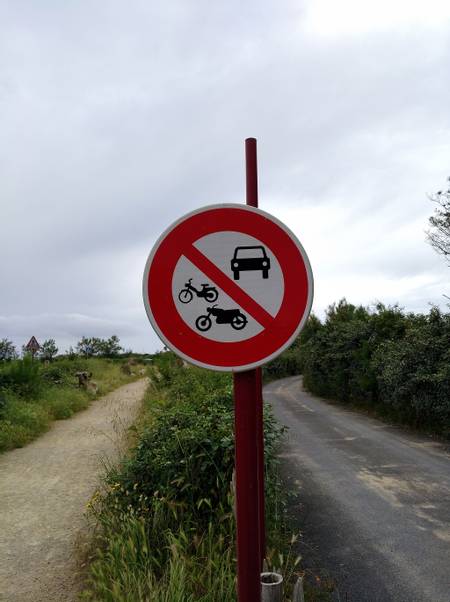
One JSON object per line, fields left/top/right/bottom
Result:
{"left": 25, "top": 336, "right": 41, "bottom": 352}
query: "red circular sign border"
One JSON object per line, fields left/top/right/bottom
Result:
{"left": 143, "top": 204, "right": 313, "bottom": 372}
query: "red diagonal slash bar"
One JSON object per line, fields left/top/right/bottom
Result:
{"left": 183, "top": 244, "right": 275, "bottom": 329}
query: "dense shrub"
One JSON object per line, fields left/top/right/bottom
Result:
{"left": 115, "top": 399, "right": 235, "bottom": 525}
{"left": 0, "top": 391, "right": 7, "bottom": 417}
{"left": 39, "top": 357, "right": 90, "bottom": 385}
{"left": 76, "top": 335, "right": 123, "bottom": 358}
{"left": 264, "top": 314, "right": 323, "bottom": 380}
{"left": 0, "top": 338, "right": 17, "bottom": 361}
{"left": 264, "top": 348, "right": 303, "bottom": 380}
{"left": 0, "top": 356, "right": 41, "bottom": 398}
{"left": 373, "top": 308, "right": 450, "bottom": 432}
{"left": 295, "top": 300, "right": 450, "bottom": 436}
{"left": 152, "top": 349, "right": 184, "bottom": 385}
{"left": 40, "top": 364, "right": 70, "bottom": 386}
{"left": 38, "top": 339, "right": 58, "bottom": 361}
{"left": 113, "top": 364, "right": 284, "bottom": 525}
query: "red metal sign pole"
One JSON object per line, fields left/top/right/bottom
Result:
{"left": 245, "top": 137, "right": 266, "bottom": 567}
{"left": 233, "top": 138, "right": 264, "bottom": 602}
{"left": 255, "top": 365, "right": 265, "bottom": 565}
{"left": 234, "top": 371, "right": 262, "bottom": 602}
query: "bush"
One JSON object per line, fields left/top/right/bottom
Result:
{"left": 0, "top": 391, "right": 7, "bottom": 417}
{"left": 264, "top": 348, "right": 302, "bottom": 380}
{"left": 40, "top": 365, "right": 70, "bottom": 386}
{"left": 41, "top": 387, "right": 90, "bottom": 419}
{"left": 373, "top": 308, "right": 450, "bottom": 432}
{"left": 0, "top": 357, "right": 41, "bottom": 398}
{"left": 4, "top": 401, "right": 48, "bottom": 432}
{"left": 264, "top": 314, "right": 324, "bottom": 381}
{"left": 76, "top": 335, "right": 123, "bottom": 358}
{"left": 0, "top": 338, "right": 17, "bottom": 361}
{"left": 82, "top": 361, "right": 289, "bottom": 601}
{"left": 0, "top": 397, "right": 50, "bottom": 450}
{"left": 38, "top": 339, "right": 58, "bottom": 362}
{"left": 114, "top": 399, "right": 235, "bottom": 525}
{"left": 295, "top": 300, "right": 450, "bottom": 436}
{"left": 0, "top": 421, "right": 29, "bottom": 451}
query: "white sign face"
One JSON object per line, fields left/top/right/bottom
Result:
{"left": 172, "top": 231, "right": 284, "bottom": 343}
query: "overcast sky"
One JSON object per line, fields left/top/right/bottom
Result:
{"left": 1, "top": 0, "right": 449, "bottom": 354}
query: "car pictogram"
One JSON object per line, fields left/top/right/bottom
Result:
{"left": 231, "top": 245, "right": 271, "bottom": 280}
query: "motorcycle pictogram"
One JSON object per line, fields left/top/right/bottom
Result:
{"left": 195, "top": 305, "right": 248, "bottom": 332}
{"left": 178, "top": 278, "right": 219, "bottom": 304}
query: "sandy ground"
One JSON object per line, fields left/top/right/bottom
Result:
{"left": 0, "top": 378, "right": 148, "bottom": 602}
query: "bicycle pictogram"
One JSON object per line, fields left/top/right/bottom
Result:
{"left": 178, "top": 278, "right": 219, "bottom": 304}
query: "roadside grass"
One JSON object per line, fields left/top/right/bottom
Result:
{"left": 81, "top": 353, "right": 324, "bottom": 601}
{"left": 83, "top": 504, "right": 236, "bottom": 602}
{"left": 0, "top": 357, "right": 146, "bottom": 453}
{"left": 90, "top": 359, "right": 143, "bottom": 396}
{"left": 41, "top": 386, "right": 90, "bottom": 419}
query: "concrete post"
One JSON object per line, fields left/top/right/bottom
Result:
{"left": 292, "top": 575, "right": 305, "bottom": 602}
{"left": 261, "top": 572, "right": 283, "bottom": 602}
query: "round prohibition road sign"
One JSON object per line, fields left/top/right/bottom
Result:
{"left": 143, "top": 204, "right": 313, "bottom": 371}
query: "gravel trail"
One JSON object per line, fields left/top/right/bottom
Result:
{"left": 0, "top": 378, "right": 148, "bottom": 602}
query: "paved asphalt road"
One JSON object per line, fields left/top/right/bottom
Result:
{"left": 265, "top": 376, "right": 450, "bottom": 602}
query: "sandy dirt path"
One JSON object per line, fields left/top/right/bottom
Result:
{"left": 0, "top": 378, "right": 148, "bottom": 602}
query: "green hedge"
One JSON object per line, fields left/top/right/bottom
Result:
{"left": 297, "top": 301, "right": 450, "bottom": 436}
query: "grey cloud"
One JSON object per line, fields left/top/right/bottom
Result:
{"left": 1, "top": 1, "right": 449, "bottom": 352}
{"left": 0, "top": 310, "right": 140, "bottom": 352}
